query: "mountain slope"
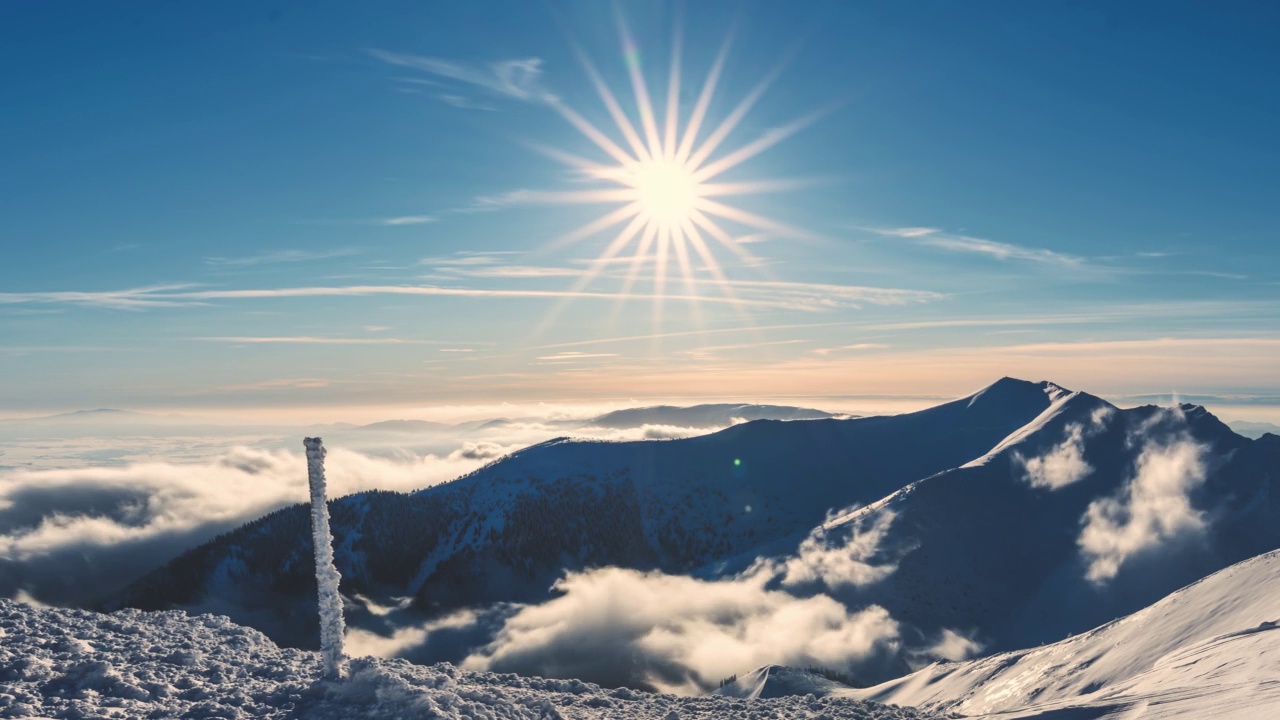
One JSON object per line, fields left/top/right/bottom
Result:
{"left": 714, "top": 665, "right": 859, "bottom": 700}
{"left": 112, "top": 378, "right": 1063, "bottom": 649}
{"left": 853, "top": 549, "right": 1280, "bottom": 718}
{"left": 0, "top": 598, "right": 940, "bottom": 720}
{"left": 801, "top": 389, "right": 1280, "bottom": 654}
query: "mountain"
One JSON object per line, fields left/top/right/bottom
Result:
{"left": 853, "top": 548, "right": 1280, "bottom": 718}
{"left": 352, "top": 419, "right": 453, "bottom": 433}
{"left": 0, "top": 408, "right": 149, "bottom": 424}
{"left": 0, "top": 598, "right": 940, "bottom": 720}
{"left": 780, "top": 388, "right": 1280, "bottom": 656}
{"left": 105, "top": 377, "right": 1280, "bottom": 694}
{"left": 714, "top": 665, "right": 859, "bottom": 700}
{"left": 111, "top": 378, "right": 1062, "bottom": 648}
{"left": 585, "top": 403, "right": 838, "bottom": 428}
{"left": 351, "top": 403, "right": 839, "bottom": 434}
{"left": 1227, "top": 419, "right": 1280, "bottom": 439}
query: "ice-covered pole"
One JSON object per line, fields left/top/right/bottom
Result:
{"left": 304, "top": 437, "right": 347, "bottom": 680}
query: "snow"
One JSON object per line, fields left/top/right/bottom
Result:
{"left": 714, "top": 665, "right": 854, "bottom": 700}
{"left": 0, "top": 598, "right": 941, "bottom": 720}
{"left": 853, "top": 549, "right": 1280, "bottom": 718}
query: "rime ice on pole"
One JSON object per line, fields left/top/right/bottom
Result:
{"left": 304, "top": 437, "right": 347, "bottom": 680}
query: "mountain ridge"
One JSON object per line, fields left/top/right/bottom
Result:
{"left": 111, "top": 378, "right": 1063, "bottom": 649}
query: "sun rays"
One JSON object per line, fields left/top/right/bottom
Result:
{"left": 533, "top": 15, "right": 817, "bottom": 329}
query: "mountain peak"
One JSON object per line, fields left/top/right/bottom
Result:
{"left": 963, "top": 377, "right": 1070, "bottom": 411}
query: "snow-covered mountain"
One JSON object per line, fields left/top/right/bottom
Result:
{"left": 0, "top": 598, "right": 939, "bottom": 720}
{"left": 790, "top": 387, "right": 1280, "bottom": 655}
{"left": 853, "top": 548, "right": 1280, "bottom": 718}
{"left": 714, "top": 665, "right": 860, "bottom": 700}
{"left": 104, "top": 377, "right": 1280, "bottom": 695}
{"left": 111, "top": 378, "right": 1060, "bottom": 647}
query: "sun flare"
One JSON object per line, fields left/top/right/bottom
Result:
{"left": 531, "top": 16, "right": 820, "bottom": 328}
{"left": 632, "top": 158, "right": 699, "bottom": 227}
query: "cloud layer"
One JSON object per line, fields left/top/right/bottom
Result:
{"left": 461, "top": 568, "right": 902, "bottom": 694}
{"left": 424, "top": 508, "right": 918, "bottom": 693}
{"left": 0, "top": 446, "right": 488, "bottom": 605}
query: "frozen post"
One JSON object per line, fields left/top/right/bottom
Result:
{"left": 304, "top": 437, "right": 347, "bottom": 680}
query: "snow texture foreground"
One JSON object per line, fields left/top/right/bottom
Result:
{"left": 0, "top": 599, "right": 941, "bottom": 720}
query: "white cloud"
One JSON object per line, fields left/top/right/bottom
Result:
{"left": 460, "top": 567, "right": 902, "bottom": 694}
{"left": 367, "top": 50, "right": 551, "bottom": 103}
{"left": 876, "top": 227, "right": 940, "bottom": 238}
{"left": 1078, "top": 415, "right": 1210, "bottom": 583}
{"left": 917, "top": 235, "right": 1082, "bottom": 265}
{"left": 441, "top": 503, "right": 906, "bottom": 693}
{"left": 873, "top": 227, "right": 1082, "bottom": 265}
{"left": 204, "top": 249, "right": 360, "bottom": 266}
{"left": 773, "top": 509, "right": 898, "bottom": 590}
{"left": 193, "top": 336, "right": 435, "bottom": 345}
{"left": 0, "top": 280, "right": 942, "bottom": 313}
{"left": 1016, "top": 409, "right": 1112, "bottom": 490}
{"left": 380, "top": 216, "right": 436, "bottom": 226}
{"left": 923, "top": 629, "right": 984, "bottom": 662}
{"left": 436, "top": 265, "right": 583, "bottom": 279}
{"left": 0, "top": 446, "right": 488, "bottom": 605}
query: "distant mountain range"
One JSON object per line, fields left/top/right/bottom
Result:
{"left": 106, "top": 378, "right": 1280, "bottom": 694}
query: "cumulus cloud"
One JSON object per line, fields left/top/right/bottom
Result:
{"left": 0, "top": 446, "right": 491, "bottom": 605}
{"left": 1016, "top": 408, "right": 1112, "bottom": 490}
{"left": 923, "top": 629, "right": 984, "bottom": 662}
{"left": 1078, "top": 417, "right": 1210, "bottom": 583}
{"left": 774, "top": 509, "right": 898, "bottom": 590}
{"left": 460, "top": 568, "right": 902, "bottom": 695}
{"left": 446, "top": 441, "right": 519, "bottom": 462}
{"left": 420, "top": 506, "right": 910, "bottom": 693}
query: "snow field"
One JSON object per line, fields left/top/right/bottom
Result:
{"left": 0, "top": 599, "right": 941, "bottom": 720}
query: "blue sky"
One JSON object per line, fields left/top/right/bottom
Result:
{"left": 2, "top": 1, "right": 1278, "bottom": 415}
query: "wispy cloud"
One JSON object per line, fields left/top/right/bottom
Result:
{"left": 0, "top": 278, "right": 939, "bottom": 313}
{"left": 367, "top": 50, "right": 551, "bottom": 104}
{"left": 436, "top": 265, "right": 584, "bottom": 279}
{"left": 812, "top": 343, "right": 890, "bottom": 356}
{"left": 456, "top": 188, "right": 542, "bottom": 213}
{"left": 420, "top": 251, "right": 585, "bottom": 278}
{"left": 419, "top": 251, "right": 520, "bottom": 267}
{"left": 187, "top": 377, "right": 334, "bottom": 394}
{"left": 380, "top": 216, "right": 436, "bottom": 226}
{"left": 681, "top": 339, "right": 810, "bottom": 360}
{"left": 437, "top": 94, "right": 498, "bottom": 111}
{"left": 193, "top": 336, "right": 438, "bottom": 345}
{"left": 874, "top": 227, "right": 1083, "bottom": 265}
{"left": 719, "top": 279, "right": 943, "bottom": 309}
{"left": 204, "top": 249, "right": 360, "bottom": 266}
{"left": 0, "top": 284, "right": 198, "bottom": 310}
{"left": 535, "top": 351, "right": 619, "bottom": 361}
{"left": 877, "top": 227, "right": 939, "bottom": 238}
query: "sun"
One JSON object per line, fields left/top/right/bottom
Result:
{"left": 631, "top": 158, "right": 699, "bottom": 227}
{"left": 530, "top": 14, "right": 822, "bottom": 327}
